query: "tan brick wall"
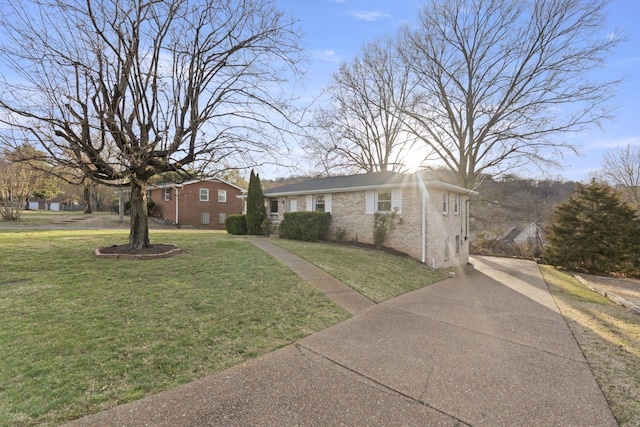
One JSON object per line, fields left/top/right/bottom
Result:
{"left": 424, "top": 189, "right": 471, "bottom": 269}
{"left": 267, "top": 186, "right": 472, "bottom": 268}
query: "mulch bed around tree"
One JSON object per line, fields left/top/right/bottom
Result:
{"left": 95, "top": 244, "right": 183, "bottom": 259}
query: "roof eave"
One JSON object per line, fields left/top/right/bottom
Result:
{"left": 264, "top": 179, "right": 477, "bottom": 198}
{"left": 264, "top": 182, "right": 412, "bottom": 197}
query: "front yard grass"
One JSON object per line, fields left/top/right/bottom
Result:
{"left": 271, "top": 239, "right": 451, "bottom": 303}
{"left": 540, "top": 265, "right": 640, "bottom": 427}
{"left": 0, "top": 230, "right": 349, "bottom": 427}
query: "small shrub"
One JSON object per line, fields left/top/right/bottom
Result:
{"left": 225, "top": 214, "right": 248, "bottom": 235}
{"left": 335, "top": 227, "right": 347, "bottom": 243}
{"left": 147, "top": 200, "right": 157, "bottom": 217}
{"left": 279, "top": 212, "right": 331, "bottom": 242}
{"left": 373, "top": 208, "right": 402, "bottom": 248}
{"left": 261, "top": 217, "right": 272, "bottom": 236}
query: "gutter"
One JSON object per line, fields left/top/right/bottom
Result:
{"left": 174, "top": 185, "right": 183, "bottom": 225}
{"left": 415, "top": 173, "right": 428, "bottom": 264}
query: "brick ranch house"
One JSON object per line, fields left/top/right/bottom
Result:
{"left": 148, "top": 178, "right": 245, "bottom": 229}
{"left": 264, "top": 171, "right": 477, "bottom": 268}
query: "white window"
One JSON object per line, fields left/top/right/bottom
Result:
{"left": 218, "top": 189, "right": 227, "bottom": 203}
{"left": 289, "top": 198, "right": 297, "bottom": 212}
{"left": 306, "top": 194, "right": 331, "bottom": 213}
{"left": 443, "top": 192, "right": 449, "bottom": 215}
{"left": 454, "top": 193, "right": 460, "bottom": 215}
{"left": 219, "top": 213, "right": 226, "bottom": 224}
{"left": 201, "top": 212, "right": 210, "bottom": 224}
{"left": 200, "top": 188, "right": 209, "bottom": 202}
{"left": 163, "top": 188, "right": 172, "bottom": 201}
{"left": 366, "top": 189, "right": 402, "bottom": 214}
{"left": 377, "top": 190, "right": 392, "bottom": 212}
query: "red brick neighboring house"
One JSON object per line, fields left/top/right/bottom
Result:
{"left": 149, "top": 178, "right": 246, "bottom": 229}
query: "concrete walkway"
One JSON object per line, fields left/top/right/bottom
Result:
{"left": 251, "top": 238, "right": 375, "bottom": 315}
{"left": 66, "top": 252, "right": 617, "bottom": 426}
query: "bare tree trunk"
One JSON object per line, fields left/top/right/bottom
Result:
{"left": 129, "top": 180, "right": 149, "bottom": 249}
{"left": 83, "top": 180, "right": 92, "bottom": 214}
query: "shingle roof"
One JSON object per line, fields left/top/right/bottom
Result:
{"left": 263, "top": 171, "right": 476, "bottom": 196}
{"left": 148, "top": 177, "right": 246, "bottom": 192}
{"left": 262, "top": 172, "right": 414, "bottom": 196}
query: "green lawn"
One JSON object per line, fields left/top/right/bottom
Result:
{"left": 271, "top": 239, "right": 451, "bottom": 303}
{"left": 3, "top": 227, "right": 636, "bottom": 426}
{"left": 0, "top": 230, "right": 349, "bottom": 427}
{"left": 0, "top": 210, "right": 93, "bottom": 226}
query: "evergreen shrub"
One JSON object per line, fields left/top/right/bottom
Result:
{"left": 246, "top": 170, "right": 267, "bottom": 235}
{"left": 544, "top": 180, "right": 640, "bottom": 276}
{"left": 278, "top": 212, "right": 331, "bottom": 242}
{"left": 225, "top": 214, "right": 247, "bottom": 235}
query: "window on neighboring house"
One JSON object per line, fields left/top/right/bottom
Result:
{"left": 200, "top": 188, "right": 209, "bottom": 202}
{"left": 218, "top": 189, "right": 227, "bottom": 203}
{"left": 314, "top": 195, "right": 325, "bottom": 212}
{"left": 219, "top": 213, "right": 226, "bottom": 224}
{"left": 454, "top": 194, "right": 460, "bottom": 215}
{"left": 455, "top": 235, "right": 460, "bottom": 256}
{"left": 201, "top": 212, "right": 210, "bottom": 224}
{"left": 442, "top": 192, "right": 449, "bottom": 215}
{"left": 377, "top": 190, "right": 392, "bottom": 212}
{"left": 444, "top": 237, "right": 450, "bottom": 260}
{"left": 270, "top": 199, "right": 278, "bottom": 213}
{"left": 163, "top": 188, "right": 172, "bottom": 202}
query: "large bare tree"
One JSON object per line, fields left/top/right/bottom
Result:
{"left": 0, "top": 0, "right": 302, "bottom": 248}
{"left": 305, "top": 37, "right": 416, "bottom": 174}
{"left": 399, "top": 0, "right": 620, "bottom": 188}
{"left": 601, "top": 144, "right": 640, "bottom": 208}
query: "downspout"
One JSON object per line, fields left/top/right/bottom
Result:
{"left": 415, "top": 173, "right": 428, "bottom": 264}
{"left": 175, "top": 186, "right": 179, "bottom": 226}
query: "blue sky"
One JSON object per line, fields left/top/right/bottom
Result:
{"left": 274, "top": 0, "right": 640, "bottom": 182}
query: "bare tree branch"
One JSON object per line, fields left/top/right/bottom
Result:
{"left": 601, "top": 144, "right": 640, "bottom": 208}
{"left": 304, "top": 37, "right": 419, "bottom": 174}
{"left": 399, "top": 0, "right": 621, "bottom": 188}
{"left": 0, "top": 0, "right": 303, "bottom": 248}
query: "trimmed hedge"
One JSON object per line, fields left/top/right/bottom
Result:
{"left": 225, "top": 214, "right": 248, "bottom": 235}
{"left": 278, "top": 211, "right": 331, "bottom": 242}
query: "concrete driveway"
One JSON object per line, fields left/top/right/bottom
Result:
{"left": 66, "top": 255, "right": 617, "bottom": 426}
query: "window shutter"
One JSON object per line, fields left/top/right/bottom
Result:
{"left": 391, "top": 189, "right": 402, "bottom": 214}
{"left": 325, "top": 193, "right": 332, "bottom": 213}
{"left": 365, "top": 191, "right": 375, "bottom": 214}
{"left": 306, "top": 195, "right": 313, "bottom": 211}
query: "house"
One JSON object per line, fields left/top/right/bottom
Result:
{"left": 502, "top": 222, "right": 547, "bottom": 247}
{"left": 263, "top": 171, "right": 477, "bottom": 268}
{"left": 149, "top": 178, "right": 245, "bottom": 229}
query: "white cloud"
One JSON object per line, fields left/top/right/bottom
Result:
{"left": 349, "top": 9, "right": 391, "bottom": 22}
{"left": 312, "top": 49, "right": 342, "bottom": 63}
{"left": 584, "top": 136, "right": 640, "bottom": 151}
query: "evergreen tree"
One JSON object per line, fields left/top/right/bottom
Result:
{"left": 246, "top": 170, "right": 267, "bottom": 235}
{"left": 544, "top": 180, "right": 640, "bottom": 276}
